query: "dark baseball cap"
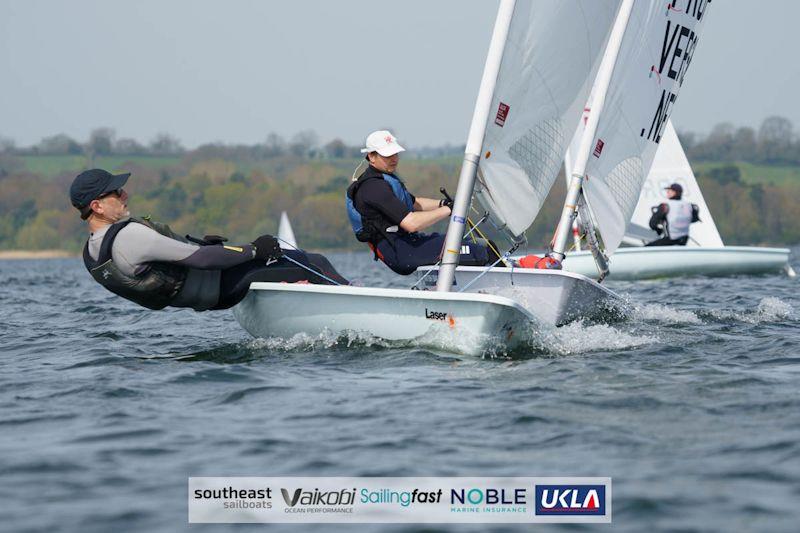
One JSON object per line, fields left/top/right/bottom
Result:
{"left": 70, "top": 169, "right": 130, "bottom": 218}
{"left": 664, "top": 183, "right": 683, "bottom": 195}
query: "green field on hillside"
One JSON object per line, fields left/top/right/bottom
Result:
{"left": 694, "top": 161, "right": 800, "bottom": 185}
{"left": 20, "top": 155, "right": 182, "bottom": 178}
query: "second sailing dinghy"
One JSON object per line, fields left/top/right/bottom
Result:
{"left": 233, "top": 0, "right": 624, "bottom": 355}
{"left": 562, "top": 122, "right": 795, "bottom": 279}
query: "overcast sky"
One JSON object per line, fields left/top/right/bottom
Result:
{"left": 1, "top": 0, "right": 797, "bottom": 149}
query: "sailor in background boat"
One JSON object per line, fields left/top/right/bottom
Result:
{"left": 71, "top": 169, "right": 348, "bottom": 311}
{"left": 646, "top": 183, "right": 700, "bottom": 247}
{"left": 346, "top": 130, "right": 498, "bottom": 275}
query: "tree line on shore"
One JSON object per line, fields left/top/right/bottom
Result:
{"left": 0, "top": 116, "right": 798, "bottom": 253}
{"left": 0, "top": 128, "right": 461, "bottom": 166}
{"left": 1, "top": 115, "right": 798, "bottom": 164}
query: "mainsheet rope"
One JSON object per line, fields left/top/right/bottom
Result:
{"left": 275, "top": 236, "right": 344, "bottom": 286}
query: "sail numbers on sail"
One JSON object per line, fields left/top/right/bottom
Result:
{"left": 641, "top": 0, "right": 709, "bottom": 145}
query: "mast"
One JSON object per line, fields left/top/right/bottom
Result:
{"left": 436, "top": 0, "right": 516, "bottom": 292}
{"left": 550, "top": 0, "right": 634, "bottom": 262}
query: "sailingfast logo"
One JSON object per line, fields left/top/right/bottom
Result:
{"left": 534, "top": 485, "right": 605, "bottom": 516}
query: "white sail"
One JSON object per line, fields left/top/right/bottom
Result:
{"left": 629, "top": 120, "right": 723, "bottom": 247}
{"left": 579, "top": 0, "right": 712, "bottom": 254}
{"left": 473, "top": 0, "right": 621, "bottom": 239}
{"left": 277, "top": 211, "right": 298, "bottom": 249}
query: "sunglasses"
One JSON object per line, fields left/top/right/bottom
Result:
{"left": 97, "top": 188, "right": 125, "bottom": 199}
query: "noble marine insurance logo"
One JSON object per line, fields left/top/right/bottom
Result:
{"left": 450, "top": 487, "right": 528, "bottom": 515}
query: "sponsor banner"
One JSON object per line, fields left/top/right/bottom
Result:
{"left": 189, "top": 477, "right": 611, "bottom": 524}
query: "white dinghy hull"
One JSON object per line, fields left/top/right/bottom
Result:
{"left": 233, "top": 283, "right": 537, "bottom": 356}
{"left": 561, "top": 246, "right": 794, "bottom": 280}
{"left": 416, "top": 268, "right": 623, "bottom": 326}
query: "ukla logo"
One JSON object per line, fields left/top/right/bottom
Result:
{"left": 534, "top": 485, "right": 605, "bottom": 516}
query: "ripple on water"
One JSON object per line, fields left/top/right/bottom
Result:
{"left": 58, "top": 356, "right": 124, "bottom": 370}
{"left": 217, "top": 385, "right": 293, "bottom": 405}
{"left": 0, "top": 460, "right": 84, "bottom": 475}
{"left": 167, "top": 366, "right": 260, "bottom": 384}
{"left": 67, "top": 428, "right": 164, "bottom": 444}
{"left": 0, "top": 413, "right": 77, "bottom": 427}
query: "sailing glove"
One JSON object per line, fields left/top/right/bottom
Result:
{"left": 252, "top": 234, "right": 282, "bottom": 262}
{"left": 439, "top": 197, "right": 454, "bottom": 209}
{"left": 202, "top": 234, "right": 228, "bottom": 245}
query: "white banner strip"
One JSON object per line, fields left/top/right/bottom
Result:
{"left": 189, "top": 477, "right": 611, "bottom": 524}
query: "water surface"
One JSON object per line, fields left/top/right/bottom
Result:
{"left": 1, "top": 249, "right": 799, "bottom": 532}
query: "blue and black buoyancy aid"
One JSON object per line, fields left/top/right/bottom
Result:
{"left": 82, "top": 217, "right": 188, "bottom": 310}
{"left": 346, "top": 166, "right": 414, "bottom": 244}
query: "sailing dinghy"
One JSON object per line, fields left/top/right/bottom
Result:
{"left": 561, "top": 122, "right": 795, "bottom": 279}
{"left": 233, "top": 0, "right": 626, "bottom": 355}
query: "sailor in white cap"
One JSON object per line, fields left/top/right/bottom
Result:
{"left": 345, "top": 130, "right": 497, "bottom": 275}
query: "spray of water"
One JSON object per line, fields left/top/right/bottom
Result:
{"left": 708, "top": 297, "right": 793, "bottom": 324}
{"left": 632, "top": 303, "right": 702, "bottom": 324}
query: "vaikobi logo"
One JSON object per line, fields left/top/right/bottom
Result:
{"left": 280, "top": 487, "right": 356, "bottom": 514}
{"left": 534, "top": 485, "right": 605, "bottom": 516}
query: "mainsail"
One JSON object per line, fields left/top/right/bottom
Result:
{"left": 473, "top": 0, "right": 621, "bottom": 239}
{"left": 629, "top": 120, "right": 723, "bottom": 247}
{"left": 579, "top": 0, "right": 712, "bottom": 254}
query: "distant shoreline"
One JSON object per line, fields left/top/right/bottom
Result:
{"left": 0, "top": 250, "right": 76, "bottom": 260}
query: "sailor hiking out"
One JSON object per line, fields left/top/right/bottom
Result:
{"left": 346, "top": 130, "right": 498, "bottom": 275}
{"left": 71, "top": 169, "right": 348, "bottom": 311}
{"left": 646, "top": 183, "right": 700, "bottom": 247}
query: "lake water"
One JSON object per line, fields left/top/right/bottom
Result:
{"left": 1, "top": 249, "right": 799, "bottom": 532}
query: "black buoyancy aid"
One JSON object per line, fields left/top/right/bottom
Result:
{"left": 345, "top": 168, "right": 414, "bottom": 244}
{"left": 82, "top": 217, "right": 188, "bottom": 310}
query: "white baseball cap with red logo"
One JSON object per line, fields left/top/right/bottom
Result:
{"left": 360, "top": 130, "right": 406, "bottom": 157}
